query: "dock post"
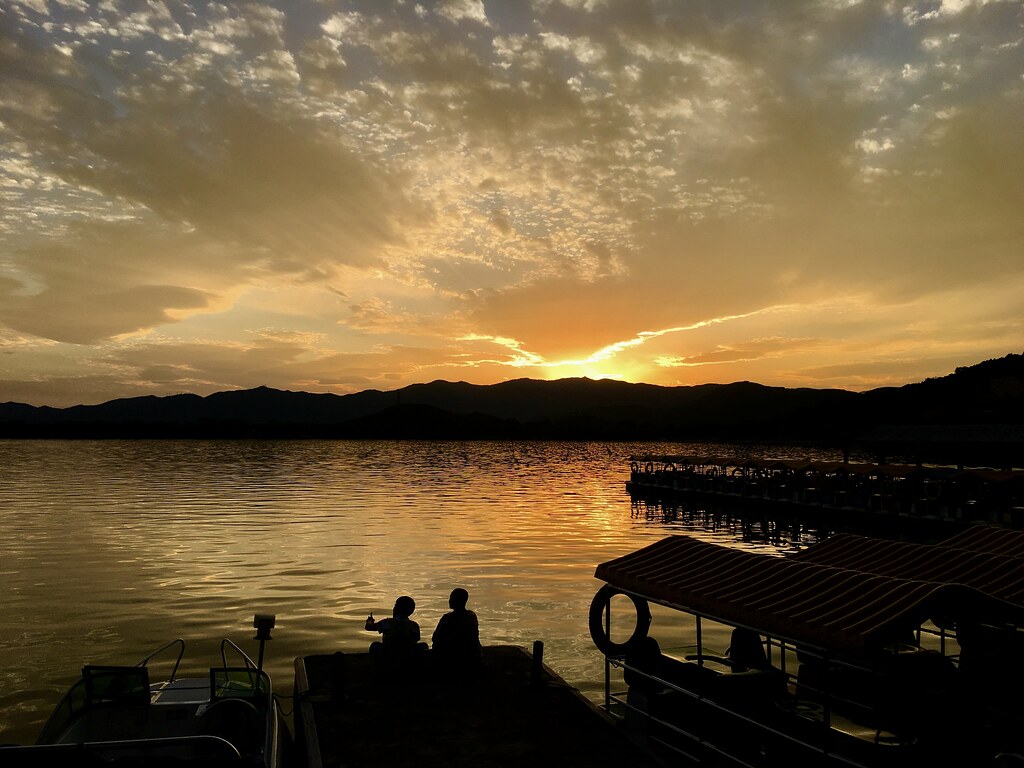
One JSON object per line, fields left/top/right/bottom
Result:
{"left": 532, "top": 640, "right": 544, "bottom": 687}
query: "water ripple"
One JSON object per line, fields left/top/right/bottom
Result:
{"left": 0, "top": 439, "right": 843, "bottom": 743}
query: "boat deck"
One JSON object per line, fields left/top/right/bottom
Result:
{"left": 294, "top": 645, "right": 659, "bottom": 768}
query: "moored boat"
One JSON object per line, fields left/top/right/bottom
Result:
{"left": 0, "top": 614, "right": 288, "bottom": 767}
{"left": 590, "top": 535, "right": 1024, "bottom": 766}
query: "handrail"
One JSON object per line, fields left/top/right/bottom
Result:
{"left": 219, "top": 639, "right": 261, "bottom": 699}
{"left": 220, "top": 638, "right": 258, "bottom": 671}
{"left": 2, "top": 735, "right": 242, "bottom": 760}
{"left": 135, "top": 638, "right": 185, "bottom": 682}
{"left": 606, "top": 656, "right": 877, "bottom": 768}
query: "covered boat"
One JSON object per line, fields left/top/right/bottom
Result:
{"left": 590, "top": 535, "right": 1024, "bottom": 766}
{"left": 0, "top": 615, "right": 288, "bottom": 767}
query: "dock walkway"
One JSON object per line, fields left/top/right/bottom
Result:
{"left": 628, "top": 455, "right": 1024, "bottom": 529}
{"left": 294, "top": 645, "right": 658, "bottom": 768}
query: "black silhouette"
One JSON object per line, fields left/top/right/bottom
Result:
{"left": 431, "top": 588, "right": 481, "bottom": 674}
{"left": 365, "top": 596, "right": 424, "bottom": 662}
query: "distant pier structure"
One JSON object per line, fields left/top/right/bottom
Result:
{"left": 627, "top": 455, "right": 1024, "bottom": 532}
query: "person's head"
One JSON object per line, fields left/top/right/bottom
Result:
{"left": 394, "top": 595, "right": 415, "bottom": 617}
{"left": 449, "top": 588, "right": 469, "bottom": 610}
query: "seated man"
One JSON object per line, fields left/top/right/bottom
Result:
{"left": 365, "top": 595, "right": 422, "bottom": 660}
{"left": 431, "top": 588, "right": 481, "bottom": 671}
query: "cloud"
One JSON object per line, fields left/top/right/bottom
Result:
{"left": 0, "top": 0, "right": 1022, "bottom": 403}
{"left": 655, "top": 337, "right": 828, "bottom": 368}
{"left": 0, "top": 9, "right": 428, "bottom": 344}
{"left": 436, "top": 0, "right": 490, "bottom": 26}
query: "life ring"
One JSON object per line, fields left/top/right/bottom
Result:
{"left": 589, "top": 585, "right": 652, "bottom": 656}
{"left": 644, "top": 462, "right": 654, "bottom": 474}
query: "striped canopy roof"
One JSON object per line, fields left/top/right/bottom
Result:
{"left": 594, "top": 535, "right": 1024, "bottom": 660}
{"left": 791, "top": 531, "right": 1024, "bottom": 606}
{"left": 941, "top": 525, "right": 1024, "bottom": 558}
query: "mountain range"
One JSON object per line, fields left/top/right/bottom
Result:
{"left": 2, "top": 353, "right": 1022, "bottom": 463}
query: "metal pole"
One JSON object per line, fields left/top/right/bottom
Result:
{"left": 604, "top": 597, "right": 611, "bottom": 707}
{"left": 696, "top": 616, "right": 703, "bottom": 663}
{"left": 252, "top": 614, "right": 275, "bottom": 672}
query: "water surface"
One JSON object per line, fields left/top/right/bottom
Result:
{"left": 0, "top": 439, "right": 844, "bottom": 743}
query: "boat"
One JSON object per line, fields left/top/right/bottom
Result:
{"left": 589, "top": 535, "right": 1024, "bottom": 767}
{"left": 0, "top": 614, "right": 289, "bottom": 767}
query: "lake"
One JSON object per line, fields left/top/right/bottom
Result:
{"left": 0, "top": 439, "right": 847, "bottom": 744}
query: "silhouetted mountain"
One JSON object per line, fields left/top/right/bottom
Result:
{"left": 1, "top": 354, "right": 1021, "bottom": 459}
{"left": 850, "top": 354, "right": 1024, "bottom": 465}
{"left": 857, "top": 354, "right": 1024, "bottom": 425}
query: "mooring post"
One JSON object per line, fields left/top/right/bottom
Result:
{"left": 531, "top": 640, "right": 544, "bottom": 687}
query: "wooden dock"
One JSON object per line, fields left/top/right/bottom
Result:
{"left": 628, "top": 456, "right": 1024, "bottom": 532}
{"left": 294, "top": 645, "right": 659, "bottom": 768}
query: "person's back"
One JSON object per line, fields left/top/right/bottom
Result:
{"left": 382, "top": 613, "right": 420, "bottom": 649}
{"left": 433, "top": 609, "right": 479, "bottom": 655}
{"left": 432, "top": 588, "right": 481, "bottom": 669}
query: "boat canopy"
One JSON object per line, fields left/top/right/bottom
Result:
{"left": 941, "top": 525, "right": 1024, "bottom": 558}
{"left": 594, "top": 536, "right": 1024, "bottom": 660}
{"left": 791, "top": 532, "right": 1024, "bottom": 606}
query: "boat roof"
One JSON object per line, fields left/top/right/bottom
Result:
{"left": 594, "top": 535, "right": 1024, "bottom": 660}
{"left": 790, "top": 532, "right": 1024, "bottom": 606}
{"left": 941, "top": 525, "right": 1024, "bottom": 557}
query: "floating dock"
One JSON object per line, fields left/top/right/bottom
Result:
{"left": 628, "top": 455, "right": 1024, "bottom": 531}
{"left": 294, "top": 645, "right": 658, "bottom": 768}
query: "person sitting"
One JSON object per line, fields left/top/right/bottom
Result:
{"left": 365, "top": 596, "right": 423, "bottom": 663}
{"left": 431, "top": 588, "right": 481, "bottom": 674}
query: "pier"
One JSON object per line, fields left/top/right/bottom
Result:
{"left": 294, "top": 645, "right": 658, "bottom": 768}
{"left": 628, "top": 456, "right": 1024, "bottom": 532}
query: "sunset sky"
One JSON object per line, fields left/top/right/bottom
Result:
{"left": 2, "top": 0, "right": 1022, "bottom": 406}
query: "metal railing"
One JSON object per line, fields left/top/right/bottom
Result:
{"left": 135, "top": 638, "right": 185, "bottom": 681}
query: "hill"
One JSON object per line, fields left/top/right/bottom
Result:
{"left": 1, "top": 353, "right": 1022, "bottom": 462}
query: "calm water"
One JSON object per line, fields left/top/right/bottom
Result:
{"left": 0, "top": 439, "right": 846, "bottom": 744}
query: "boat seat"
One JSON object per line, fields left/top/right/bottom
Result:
{"left": 624, "top": 638, "right": 722, "bottom": 697}
{"left": 706, "top": 667, "right": 787, "bottom": 709}
{"left": 725, "top": 628, "right": 771, "bottom": 671}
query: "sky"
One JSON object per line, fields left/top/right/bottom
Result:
{"left": 1, "top": 0, "right": 1022, "bottom": 407}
